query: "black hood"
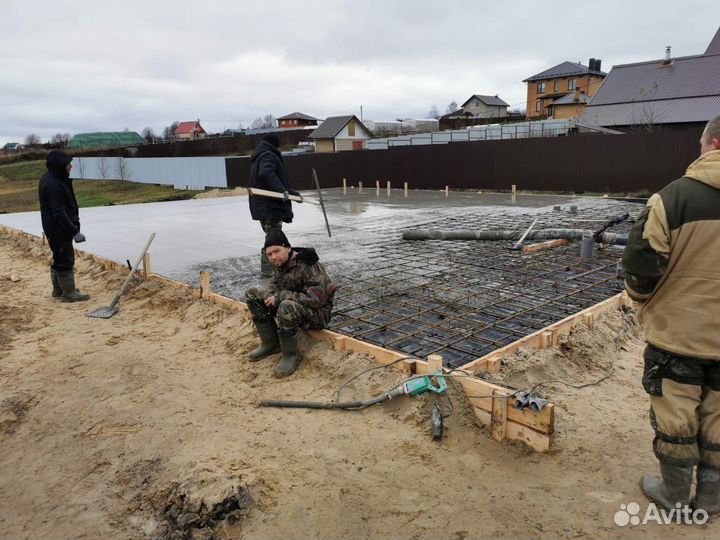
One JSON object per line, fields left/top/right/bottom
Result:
{"left": 294, "top": 247, "right": 319, "bottom": 264}
{"left": 46, "top": 150, "right": 73, "bottom": 179}
{"left": 250, "top": 140, "right": 281, "bottom": 162}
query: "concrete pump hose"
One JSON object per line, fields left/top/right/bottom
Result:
{"left": 401, "top": 229, "right": 628, "bottom": 245}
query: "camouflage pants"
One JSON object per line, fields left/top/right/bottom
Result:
{"left": 642, "top": 344, "right": 720, "bottom": 470}
{"left": 245, "top": 287, "right": 317, "bottom": 330}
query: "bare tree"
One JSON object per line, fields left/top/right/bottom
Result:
{"left": 428, "top": 105, "right": 440, "bottom": 119}
{"left": 50, "top": 133, "right": 70, "bottom": 147}
{"left": 141, "top": 127, "right": 156, "bottom": 142}
{"left": 237, "top": 121, "right": 244, "bottom": 129}
{"left": 446, "top": 101, "right": 459, "bottom": 114}
{"left": 630, "top": 82, "right": 663, "bottom": 133}
{"left": 251, "top": 114, "right": 275, "bottom": 129}
{"left": 162, "top": 121, "right": 180, "bottom": 140}
{"left": 25, "top": 133, "right": 41, "bottom": 145}
{"left": 75, "top": 157, "right": 86, "bottom": 180}
{"left": 98, "top": 155, "right": 108, "bottom": 180}
{"left": 115, "top": 157, "right": 131, "bottom": 181}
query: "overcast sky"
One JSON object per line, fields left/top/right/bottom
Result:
{"left": 1, "top": 0, "right": 717, "bottom": 145}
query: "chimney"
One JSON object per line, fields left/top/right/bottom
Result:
{"left": 663, "top": 46, "right": 672, "bottom": 64}
{"left": 595, "top": 59, "right": 601, "bottom": 71}
{"left": 589, "top": 58, "right": 596, "bottom": 70}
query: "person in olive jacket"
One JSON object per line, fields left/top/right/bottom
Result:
{"left": 38, "top": 150, "right": 89, "bottom": 302}
{"left": 248, "top": 134, "right": 302, "bottom": 276}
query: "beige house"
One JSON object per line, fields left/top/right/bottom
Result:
{"left": 310, "top": 115, "right": 371, "bottom": 153}
{"left": 460, "top": 94, "right": 509, "bottom": 118}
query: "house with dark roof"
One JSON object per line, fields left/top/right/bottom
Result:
{"left": 309, "top": 115, "right": 371, "bottom": 152}
{"left": 277, "top": 112, "right": 320, "bottom": 129}
{"left": 523, "top": 58, "right": 606, "bottom": 119}
{"left": 460, "top": 94, "right": 509, "bottom": 118}
{"left": 580, "top": 27, "right": 720, "bottom": 130}
{"left": 174, "top": 120, "right": 207, "bottom": 141}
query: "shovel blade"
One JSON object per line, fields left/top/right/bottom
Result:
{"left": 86, "top": 305, "right": 119, "bottom": 319}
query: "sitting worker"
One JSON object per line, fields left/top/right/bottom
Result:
{"left": 245, "top": 230, "right": 336, "bottom": 377}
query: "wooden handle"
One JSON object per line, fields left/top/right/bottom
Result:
{"left": 248, "top": 187, "right": 303, "bottom": 202}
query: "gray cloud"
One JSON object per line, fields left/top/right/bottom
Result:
{"left": 0, "top": 0, "right": 716, "bottom": 144}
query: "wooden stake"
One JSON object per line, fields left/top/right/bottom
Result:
{"left": 376, "top": 180, "right": 380, "bottom": 195}
{"left": 359, "top": 180, "right": 363, "bottom": 193}
{"left": 142, "top": 252, "right": 152, "bottom": 280}
{"left": 445, "top": 185, "right": 449, "bottom": 197}
{"left": 511, "top": 184, "right": 517, "bottom": 203}
{"left": 404, "top": 182, "right": 408, "bottom": 197}
{"left": 491, "top": 389, "right": 508, "bottom": 442}
{"left": 343, "top": 177, "right": 347, "bottom": 194}
{"left": 200, "top": 271, "right": 211, "bottom": 300}
{"left": 386, "top": 180, "right": 391, "bottom": 195}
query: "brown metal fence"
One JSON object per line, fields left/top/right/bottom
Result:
{"left": 226, "top": 126, "right": 704, "bottom": 194}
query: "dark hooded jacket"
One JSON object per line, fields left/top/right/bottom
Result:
{"left": 263, "top": 247, "right": 336, "bottom": 328}
{"left": 248, "top": 141, "right": 299, "bottom": 222}
{"left": 38, "top": 150, "right": 80, "bottom": 239}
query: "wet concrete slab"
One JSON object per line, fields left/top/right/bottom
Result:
{"left": 2, "top": 188, "right": 642, "bottom": 368}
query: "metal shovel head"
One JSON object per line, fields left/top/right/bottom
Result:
{"left": 86, "top": 305, "right": 120, "bottom": 319}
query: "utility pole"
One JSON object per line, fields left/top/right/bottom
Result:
{"left": 360, "top": 106, "right": 363, "bottom": 121}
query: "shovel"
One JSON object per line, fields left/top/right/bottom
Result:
{"left": 86, "top": 232, "right": 156, "bottom": 319}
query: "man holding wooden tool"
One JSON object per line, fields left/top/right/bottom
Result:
{"left": 248, "top": 134, "right": 303, "bottom": 277}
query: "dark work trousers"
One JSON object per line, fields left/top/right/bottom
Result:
{"left": 47, "top": 236, "right": 75, "bottom": 272}
{"left": 260, "top": 219, "right": 283, "bottom": 234}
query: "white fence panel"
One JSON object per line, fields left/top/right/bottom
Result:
{"left": 71, "top": 157, "right": 228, "bottom": 190}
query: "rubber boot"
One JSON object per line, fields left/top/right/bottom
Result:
{"left": 56, "top": 270, "right": 90, "bottom": 302}
{"left": 641, "top": 462, "right": 694, "bottom": 511}
{"left": 694, "top": 466, "right": 720, "bottom": 517}
{"left": 248, "top": 318, "right": 280, "bottom": 361}
{"left": 260, "top": 248, "right": 273, "bottom": 278}
{"left": 276, "top": 328, "right": 302, "bottom": 377}
{"left": 50, "top": 269, "right": 62, "bottom": 298}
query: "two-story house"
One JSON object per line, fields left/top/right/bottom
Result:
{"left": 460, "top": 94, "right": 509, "bottom": 118}
{"left": 174, "top": 120, "right": 207, "bottom": 141}
{"left": 523, "top": 59, "right": 606, "bottom": 119}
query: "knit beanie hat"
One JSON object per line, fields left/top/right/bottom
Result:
{"left": 264, "top": 229, "right": 291, "bottom": 249}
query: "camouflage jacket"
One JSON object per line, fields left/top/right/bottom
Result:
{"left": 263, "top": 248, "right": 336, "bottom": 326}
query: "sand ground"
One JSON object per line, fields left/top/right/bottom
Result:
{"left": 0, "top": 231, "right": 716, "bottom": 539}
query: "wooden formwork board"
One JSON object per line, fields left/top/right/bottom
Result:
{"left": 5, "top": 224, "right": 641, "bottom": 453}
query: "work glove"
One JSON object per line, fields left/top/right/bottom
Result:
{"left": 289, "top": 189, "right": 303, "bottom": 203}
{"left": 73, "top": 232, "right": 86, "bottom": 243}
{"left": 283, "top": 191, "right": 290, "bottom": 201}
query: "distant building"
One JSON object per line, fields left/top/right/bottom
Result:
{"left": 460, "top": 94, "right": 509, "bottom": 118}
{"left": 68, "top": 132, "right": 147, "bottom": 149}
{"left": 174, "top": 120, "right": 207, "bottom": 140}
{"left": 310, "top": 115, "right": 372, "bottom": 152}
{"left": 277, "top": 112, "right": 320, "bottom": 129}
{"left": 580, "top": 27, "right": 720, "bottom": 130}
{"left": 400, "top": 118, "right": 440, "bottom": 133}
{"left": 364, "top": 120, "right": 403, "bottom": 136}
{"left": 524, "top": 59, "right": 607, "bottom": 119}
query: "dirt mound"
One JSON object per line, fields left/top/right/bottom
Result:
{"left": 486, "top": 308, "right": 640, "bottom": 393}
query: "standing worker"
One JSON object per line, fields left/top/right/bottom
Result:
{"left": 244, "top": 230, "right": 335, "bottom": 377}
{"left": 248, "top": 134, "right": 302, "bottom": 277}
{"left": 623, "top": 115, "right": 720, "bottom": 516}
{"left": 38, "top": 150, "right": 89, "bottom": 302}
